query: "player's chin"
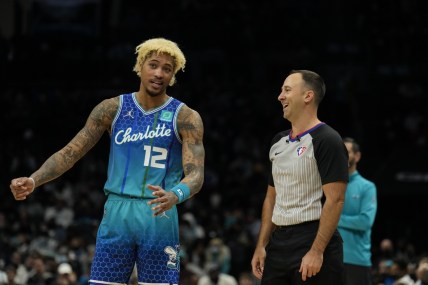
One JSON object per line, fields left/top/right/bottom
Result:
{"left": 147, "top": 86, "right": 165, "bottom": 97}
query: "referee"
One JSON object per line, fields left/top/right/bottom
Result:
{"left": 251, "top": 70, "right": 349, "bottom": 285}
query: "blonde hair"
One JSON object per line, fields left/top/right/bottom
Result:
{"left": 133, "top": 38, "right": 186, "bottom": 86}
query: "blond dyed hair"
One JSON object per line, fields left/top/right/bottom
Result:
{"left": 133, "top": 38, "right": 186, "bottom": 86}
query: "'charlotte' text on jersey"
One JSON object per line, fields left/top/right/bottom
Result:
{"left": 115, "top": 124, "right": 172, "bottom": 145}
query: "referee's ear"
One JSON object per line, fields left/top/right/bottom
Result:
{"left": 304, "top": 89, "right": 315, "bottom": 105}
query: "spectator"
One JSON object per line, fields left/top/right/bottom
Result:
{"left": 415, "top": 257, "right": 428, "bottom": 285}
{"left": 198, "top": 263, "right": 238, "bottom": 285}
{"left": 26, "top": 256, "right": 55, "bottom": 285}
{"left": 205, "top": 238, "right": 232, "bottom": 274}
{"left": 4, "top": 264, "right": 23, "bottom": 285}
{"left": 56, "top": 263, "right": 77, "bottom": 285}
{"left": 391, "top": 257, "right": 415, "bottom": 285}
{"left": 8, "top": 251, "right": 29, "bottom": 285}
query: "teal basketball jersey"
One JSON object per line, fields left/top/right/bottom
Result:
{"left": 104, "top": 93, "right": 184, "bottom": 198}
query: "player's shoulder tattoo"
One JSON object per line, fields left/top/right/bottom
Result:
{"left": 177, "top": 105, "right": 204, "bottom": 138}
{"left": 89, "top": 97, "right": 120, "bottom": 127}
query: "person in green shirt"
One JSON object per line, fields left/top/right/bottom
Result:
{"left": 338, "top": 137, "right": 378, "bottom": 285}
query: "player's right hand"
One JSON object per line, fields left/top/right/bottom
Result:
{"left": 10, "top": 177, "right": 35, "bottom": 201}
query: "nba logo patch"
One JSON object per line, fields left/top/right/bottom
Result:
{"left": 160, "top": 110, "right": 173, "bottom": 122}
{"left": 297, "top": 146, "right": 307, "bottom": 156}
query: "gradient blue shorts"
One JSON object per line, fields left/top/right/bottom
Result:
{"left": 89, "top": 194, "right": 180, "bottom": 285}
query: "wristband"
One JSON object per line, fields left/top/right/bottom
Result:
{"left": 170, "top": 183, "right": 190, "bottom": 203}
{"left": 28, "top": 177, "right": 35, "bottom": 191}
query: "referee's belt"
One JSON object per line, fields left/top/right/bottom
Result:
{"left": 275, "top": 220, "right": 319, "bottom": 230}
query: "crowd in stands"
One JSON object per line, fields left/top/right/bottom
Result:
{"left": 1, "top": 0, "right": 427, "bottom": 284}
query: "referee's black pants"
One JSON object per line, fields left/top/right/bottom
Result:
{"left": 261, "top": 221, "right": 344, "bottom": 285}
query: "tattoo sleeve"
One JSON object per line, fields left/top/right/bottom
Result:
{"left": 177, "top": 105, "right": 205, "bottom": 197}
{"left": 31, "top": 97, "right": 119, "bottom": 188}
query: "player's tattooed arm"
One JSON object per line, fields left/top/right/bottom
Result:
{"left": 30, "top": 97, "right": 119, "bottom": 188}
{"left": 177, "top": 105, "right": 205, "bottom": 197}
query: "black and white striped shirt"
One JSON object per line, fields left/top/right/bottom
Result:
{"left": 268, "top": 123, "right": 348, "bottom": 226}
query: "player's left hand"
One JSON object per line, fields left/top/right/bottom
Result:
{"left": 147, "top": 185, "right": 179, "bottom": 216}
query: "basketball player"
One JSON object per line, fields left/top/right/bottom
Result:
{"left": 10, "top": 38, "right": 205, "bottom": 285}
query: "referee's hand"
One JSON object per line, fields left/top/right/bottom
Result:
{"left": 299, "top": 249, "right": 322, "bottom": 281}
{"left": 251, "top": 247, "right": 266, "bottom": 280}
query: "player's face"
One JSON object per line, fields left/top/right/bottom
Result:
{"left": 278, "top": 73, "right": 307, "bottom": 121}
{"left": 345, "top": 142, "right": 355, "bottom": 168}
{"left": 140, "top": 52, "right": 175, "bottom": 97}
{"left": 345, "top": 142, "right": 360, "bottom": 169}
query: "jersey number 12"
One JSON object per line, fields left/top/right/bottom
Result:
{"left": 143, "top": 145, "right": 167, "bottom": 169}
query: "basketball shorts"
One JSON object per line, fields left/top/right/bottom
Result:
{"left": 89, "top": 193, "right": 180, "bottom": 285}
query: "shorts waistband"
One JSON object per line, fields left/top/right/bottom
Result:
{"left": 275, "top": 220, "right": 319, "bottom": 230}
{"left": 107, "top": 192, "right": 151, "bottom": 200}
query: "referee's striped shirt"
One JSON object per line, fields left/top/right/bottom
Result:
{"left": 268, "top": 123, "right": 348, "bottom": 226}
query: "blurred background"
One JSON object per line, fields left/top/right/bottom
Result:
{"left": 1, "top": 0, "right": 427, "bottom": 284}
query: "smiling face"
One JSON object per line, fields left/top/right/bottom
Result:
{"left": 278, "top": 73, "right": 309, "bottom": 122}
{"left": 140, "top": 52, "right": 175, "bottom": 97}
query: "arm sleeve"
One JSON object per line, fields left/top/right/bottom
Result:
{"left": 313, "top": 128, "right": 349, "bottom": 184}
